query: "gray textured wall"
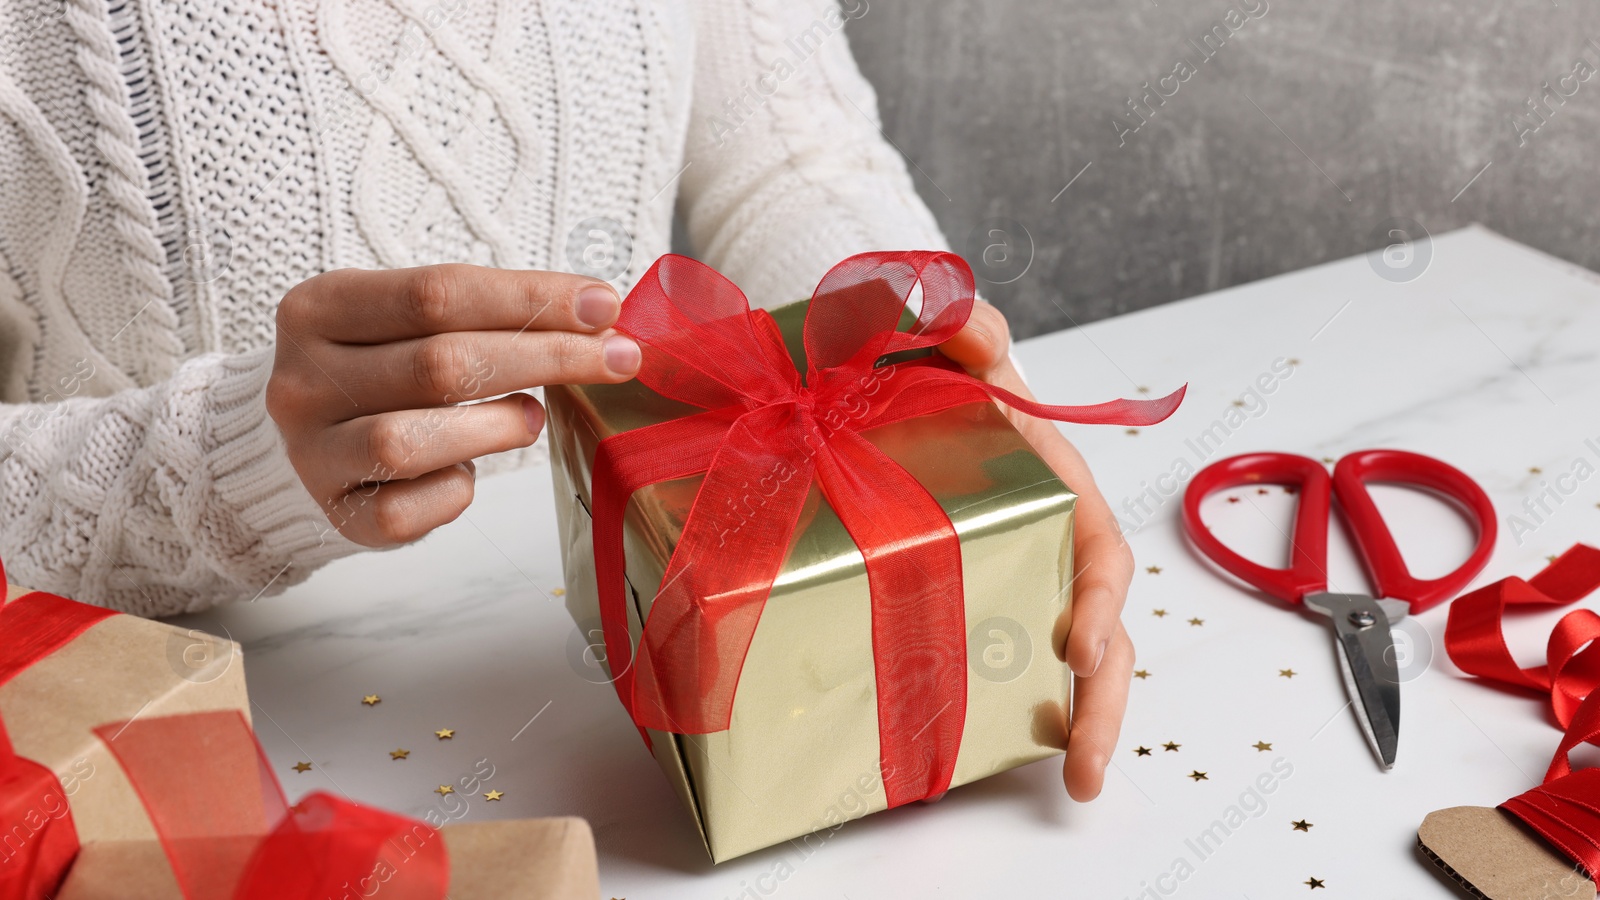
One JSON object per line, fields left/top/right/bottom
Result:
{"left": 846, "top": 0, "right": 1600, "bottom": 338}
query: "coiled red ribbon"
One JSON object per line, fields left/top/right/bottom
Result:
{"left": 0, "top": 562, "right": 449, "bottom": 899}
{"left": 1444, "top": 543, "right": 1600, "bottom": 879}
{"left": 593, "top": 251, "right": 1185, "bottom": 807}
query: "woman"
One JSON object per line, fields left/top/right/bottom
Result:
{"left": 0, "top": 0, "right": 1133, "bottom": 801}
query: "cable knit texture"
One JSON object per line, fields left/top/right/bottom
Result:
{"left": 0, "top": 0, "right": 949, "bottom": 615}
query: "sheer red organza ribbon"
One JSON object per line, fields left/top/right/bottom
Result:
{"left": 592, "top": 251, "right": 1186, "bottom": 807}
{"left": 0, "top": 559, "right": 116, "bottom": 900}
{"left": 0, "top": 557, "right": 449, "bottom": 900}
{"left": 1443, "top": 543, "right": 1600, "bottom": 878}
{"left": 94, "top": 710, "right": 449, "bottom": 900}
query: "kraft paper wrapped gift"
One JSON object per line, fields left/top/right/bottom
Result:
{"left": 53, "top": 819, "right": 601, "bottom": 900}
{"left": 546, "top": 293, "right": 1079, "bottom": 862}
{"left": 0, "top": 582, "right": 248, "bottom": 847}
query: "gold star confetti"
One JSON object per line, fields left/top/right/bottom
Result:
{"left": 435, "top": 785, "right": 454, "bottom": 796}
{"left": 1153, "top": 609, "right": 1169, "bottom": 618}
{"left": 483, "top": 790, "right": 504, "bottom": 801}
{"left": 1232, "top": 399, "right": 1246, "bottom": 408}
{"left": 435, "top": 728, "right": 455, "bottom": 740}
{"left": 1146, "top": 565, "right": 1163, "bottom": 574}
{"left": 1530, "top": 467, "right": 1543, "bottom": 475}
{"left": 1188, "top": 770, "right": 1209, "bottom": 782}
{"left": 1321, "top": 457, "right": 1336, "bottom": 464}
{"left": 1126, "top": 428, "right": 1140, "bottom": 436}
{"left": 1279, "top": 668, "right": 1297, "bottom": 679}
{"left": 1548, "top": 554, "right": 1560, "bottom": 563}
{"left": 292, "top": 762, "right": 312, "bottom": 773}
{"left": 1163, "top": 742, "right": 1180, "bottom": 752}
{"left": 1305, "top": 877, "right": 1325, "bottom": 889}
{"left": 1137, "top": 386, "right": 1150, "bottom": 394}
{"left": 1134, "top": 746, "right": 1153, "bottom": 757}
{"left": 362, "top": 694, "right": 381, "bottom": 706}
{"left": 551, "top": 587, "right": 566, "bottom": 596}
{"left": 1134, "top": 669, "right": 1151, "bottom": 680}
{"left": 390, "top": 749, "right": 410, "bottom": 761}
{"left": 1287, "top": 358, "right": 1300, "bottom": 366}
{"left": 1253, "top": 741, "right": 1273, "bottom": 752}
{"left": 1188, "top": 617, "right": 1204, "bottom": 627}
{"left": 1292, "top": 819, "right": 1313, "bottom": 832}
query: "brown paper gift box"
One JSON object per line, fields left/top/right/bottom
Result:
{"left": 53, "top": 818, "right": 600, "bottom": 900}
{"left": 546, "top": 298, "right": 1075, "bottom": 862}
{"left": 0, "top": 584, "right": 249, "bottom": 847}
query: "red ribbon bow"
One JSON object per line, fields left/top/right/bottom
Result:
{"left": 0, "top": 561, "right": 449, "bottom": 900}
{"left": 1444, "top": 544, "right": 1600, "bottom": 878}
{"left": 591, "top": 251, "right": 1184, "bottom": 807}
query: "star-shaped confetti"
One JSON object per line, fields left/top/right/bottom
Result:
{"left": 483, "top": 790, "right": 504, "bottom": 801}
{"left": 1530, "top": 467, "right": 1543, "bottom": 475}
{"left": 1232, "top": 399, "right": 1246, "bottom": 407}
{"left": 1256, "top": 488, "right": 1269, "bottom": 495}
{"left": 362, "top": 695, "right": 381, "bottom": 706}
{"left": 552, "top": 587, "right": 567, "bottom": 596}
{"left": 1188, "top": 770, "right": 1208, "bottom": 782}
{"left": 390, "top": 749, "right": 410, "bottom": 761}
{"left": 435, "top": 785, "right": 454, "bottom": 796}
{"left": 1188, "top": 617, "right": 1204, "bottom": 627}
{"left": 1153, "top": 608, "right": 1168, "bottom": 618}
{"left": 1146, "top": 565, "right": 1163, "bottom": 574}
{"left": 1284, "top": 485, "right": 1298, "bottom": 495}
{"left": 1287, "top": 358, "right": 1300, "bottom": 366}
{"left": 1137, "top": 386, "right": 1150, "bottom": 394}
{"left": 435, "top": 728, "right": 455, "bottom": 740}
{"left": 1134, "top": 669, "right": 1151, "bottom": 680}
{"left": 1280, "top": 668, "right": 1297, "bottom": 679}
{"left": 1227, "top": 496, "right": 1240, "bottom": 504}
{"left": 1292, "top": 819, "right": 1313, "bottom": 832}
{"left": 1134, "top": 746, "right": 1153, "bottom": 757}
{"left": 1321, "top": 457, "right": 1336, "bottom": 464}
{"left": 1253, "top": 741, "right": 1273, "bottom": 752}
{"left": 1548, "top": 554, "right": 1560, "bottom": 563}
{"left": 1126, "top": 428, "right": 1141, "bottom": 436}
{"left": 1305, "top": 877, "right": 1325, "bottom": 889}
{"left": 1163, "top": 742, "right": 1180, "bottom": 752}
{"left": 292, "top": 762, "right": 312, "bottom": 773}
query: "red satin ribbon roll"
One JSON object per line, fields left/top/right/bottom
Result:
{"left": 593, "top": 251, "right": 1185, "bottom": 807}
{"left": 1444, "top": 543, "right": 1600, "bottom": 879}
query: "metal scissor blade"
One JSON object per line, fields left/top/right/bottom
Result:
{"left": 1304, "top": 592, "right": 1403, "bottom": 769}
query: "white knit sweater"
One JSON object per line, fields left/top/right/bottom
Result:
{"left": 0, "top": 0, "right": 949, "bottom": 615}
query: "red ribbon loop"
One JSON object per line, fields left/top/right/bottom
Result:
{"left": 593, "top": 251, "right": 1185, "bottom": 807}
{"left": 1444, "top": 544, "right": 1600, "bottom": 879}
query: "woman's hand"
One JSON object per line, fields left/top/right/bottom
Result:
{"left": 939, "top": 299, "right": 1135, "bottom": 803}
{"left": 267, "top": 264, "right": 641, "bottom": 547}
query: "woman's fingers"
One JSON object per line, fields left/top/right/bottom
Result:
{"left": 1064, "top": 623, "right": 1135, "bottom": 801}
{"left": 329, "top": 461, "right": 478, "bottom": 548}
{"left": 316, "top": 394, "right": 544, "bottom": 490}
{"left": 284, "top": 264, "right": 623, "bottom": 344}
{"left": 935, "top": 299, "right": 1012, "bottom": 375}
{"left": 306, "top": 328, "right": 640, "bottom": 417}
{"left": 1063, "top": 490, "right": 1136, "bottom": 678}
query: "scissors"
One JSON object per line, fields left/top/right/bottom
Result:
{"left": 1181, "top": 449, "right": 1496, "bottom": 769}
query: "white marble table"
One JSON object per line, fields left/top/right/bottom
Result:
{"left": 178, "top": 225, "right": 1600, "bottom": 898}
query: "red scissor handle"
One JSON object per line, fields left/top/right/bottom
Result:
{"left": 1182, "top": 453, "right": 1333, "bottom": 603}
{"left": 1181, "top": 449, "right": 1497, "bottom": 612}
{"left": 1331, "top": 449, "right": 1496, "bottom": 613}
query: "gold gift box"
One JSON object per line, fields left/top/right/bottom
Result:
{"left": 546, "top": 299, "right": 1075, "bottom": 862}
{"left": 0, "top": 584, "right": 250, "bottom": 847}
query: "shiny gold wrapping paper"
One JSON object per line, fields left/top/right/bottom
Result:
{"left": 545, "top": 300, "right": 1075, "bottom": 862}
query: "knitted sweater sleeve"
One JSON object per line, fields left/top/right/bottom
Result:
{"left": 678, "top": 0, "right": 953, "bottom": 308}
{"left": 0, "top": 341, "right": 358, "bottom": 616}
